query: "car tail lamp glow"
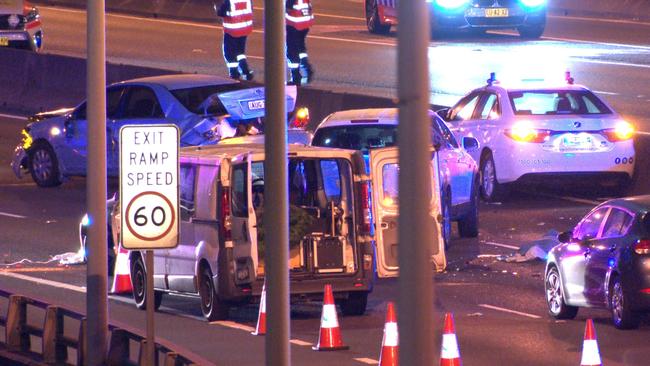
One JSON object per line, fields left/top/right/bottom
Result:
{"left": 359, "top": 182, "right": 371, "bottom": 235}
{"left": 435, "top": 0, "right": 468, "bottom": 9}
{"left": 602, "top": 121, "right": 634, "bottom": 142}
{"left": 220, "top": 189, "right": 232, "bottom": 241}
{"left": 634, "top": 239, "right": 650, "bottom": 255}
{"left": 291, "top": 107, "right": 310, "bottom": 128}
{"left": 504, "top": 122, "right": 550, "bottom": 143}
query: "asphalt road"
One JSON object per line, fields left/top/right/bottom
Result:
{"left": 1, "top": 113, "right": 649, "bottom": 365}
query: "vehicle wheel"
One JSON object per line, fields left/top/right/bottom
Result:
{"left": 340, "top": 291, "right": 368, "bottom": 316}
{"left": 28, "top": 142, "right": 62, "bottom": 187}
{"left": 441, "top": 189, "right": 452, "bottom": 250}
{"left": 365, "top": 0, "right": 391, "bottom": 35}
{"left": 479, "top": 152, "right": 507, "bottom": 202}
{"left": 545, "top": 266, "right": 578, "bottom": 319}
{"left": 610, "top": 276, "right": 640, "bottom": 329}
{"left": 458, "top": 179, "right": 479, "bottom": 238}
{"left": 199, "top": 265, "right": 229, "bottom": 321}
{"left": 517, "top": 23, "right": 545, "bottom": 39}
{"left": 131, "top": 255, "right": 163, "bottom": 311}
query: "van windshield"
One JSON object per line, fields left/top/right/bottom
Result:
{"left": 312, "top": 125, "right": 397, "bottom": 152}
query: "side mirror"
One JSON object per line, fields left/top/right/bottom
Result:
{"left": 462, "top": 137, "right": 479, "bottom": 152}
{"left": 558, "top": 231, "right": 573, "bottom": 243}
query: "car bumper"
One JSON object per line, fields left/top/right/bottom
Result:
{"left": 0, "top": 30, "right": 35, "bottom": 49}
{"left": 431, "top": 5, "right": 545, "bottom": 29}
{"left": 11, "top": 145, "right": 28, "bottom": 179}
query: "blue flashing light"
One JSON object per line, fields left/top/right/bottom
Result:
{"left": 81, "top": 213, "right": 91, "bottom": 226}
{"left": 435, "top": 0, "right": 469, "bottom": 10}
{"left": 487, "top": 72, "right": 497, "bottom": 85}
{"left": 608, "top": 258, "right": 615, "bottom": 268}
{"left": 519, "top": 0, "right": 546, "bottom": 8}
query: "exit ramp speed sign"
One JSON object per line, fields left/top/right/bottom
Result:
{"left": 120, "top": 125, "right": 179, "bottom": 249}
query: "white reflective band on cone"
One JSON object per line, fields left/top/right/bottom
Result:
{"left": 441, "top": 333, "right": 460, "bottom": 359}
{"left": 115, "top": 250, "right": 130, "bottom": 275}
{"left": 320, "top": 304, "right": 339, "bottom": 328}
{"left": 383, "top": 322, "right": 398, "bottom": 347}
{"left": 259, "top": 289, "right": 266, "bottom": 312}
{"left": 580, "top": 340, "right": 602, "bottom": 365}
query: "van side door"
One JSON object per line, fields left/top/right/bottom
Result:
{"left": 369, "top": 147, "right": 447, "bottom": 278}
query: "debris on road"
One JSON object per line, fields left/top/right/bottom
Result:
{"left": 498, "top": 230, "right": 560, "bottom": 263}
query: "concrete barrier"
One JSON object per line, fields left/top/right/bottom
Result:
{"left": 30, "top": 0, "right": 650, "bottom": 22}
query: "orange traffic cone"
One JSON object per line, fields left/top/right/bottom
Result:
{"left": 312, "top": 284, "right": 349, "bottom": 351}
{"left": 580, "top": 319, "right": 602, "bottom": 366}
{"left": 379, "top": 301, "right": 398, "bottom": 366}
{"left": 251, "top": 283, "right": 266, "bottom": 336}
{"left": 110, "top": 244, "right": 133, "bottom": 294}
{"left": 440, "top": 313, "right": 461, "bottom": 366}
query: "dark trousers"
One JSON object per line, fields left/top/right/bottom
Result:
{"left": 223, "top": 33, "right": 247, "bottom": 67}
{"left": 286, "top": 26, "right": 309, "bottom": 69}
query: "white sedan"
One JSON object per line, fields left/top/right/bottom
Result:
{"left": 440, "top": 74, "right": 635, "bottom": 201}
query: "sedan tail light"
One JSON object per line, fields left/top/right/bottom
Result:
{"left": 634, "top": 239, "right": 650, "bottom": 255}
{"left": 504, "top": 122, "right": 551, "bottom": 143}
{"left": 602, "top": 121, "right": 634, "bottom": 142}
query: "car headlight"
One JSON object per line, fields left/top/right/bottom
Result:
{"left": 435, "top": 0, "right": 469, "bottom": 9}
{"left": 21, "top": 129, "right": 33, "bottom": 150}
{"left": 519, "top": 0, "right": 547, "bottom": 8}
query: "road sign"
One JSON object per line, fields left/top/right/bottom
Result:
{"left": 120, "top": 125, "right": 179, "bottom": 249}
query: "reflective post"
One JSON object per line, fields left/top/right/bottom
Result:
{"left": 397, "top": 0, "right": 435, "bottom": 366}
{"left": 264, "top": 0, "right": 289, "bottom": 365}
{"left": 86, "top": 0, "right": 108, "bottom": 365}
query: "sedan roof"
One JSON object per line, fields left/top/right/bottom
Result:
{"left": 603, "top": 195, "right": 650, "bottom": 213}
{"left": 118, "top": 73, "right": 237, "bottom": 91}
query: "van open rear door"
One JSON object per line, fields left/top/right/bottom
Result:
{"left": 368, "top": 147, "right": 446, "bottom": 278}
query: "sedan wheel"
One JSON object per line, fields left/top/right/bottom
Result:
{"left": 441, "top": 191, "right": 452, "bottom": 250}
{"left": 479, "top": 153, "right": 506, "bottom": 202}
{"left": 29, "top": 143, "right": 62, "bottom": 187}
{"left": 610, "top": 277, "right": 640, "bottom": 329}
{"left": 545, "top": 267, "right": 578, "bottom": 319}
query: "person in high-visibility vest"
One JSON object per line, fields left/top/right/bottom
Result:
{"left": 285, "top": 0, "right": 314, "bottom": 86}
{"left": 216, "top": 0, "right": 254, "bottom": 80}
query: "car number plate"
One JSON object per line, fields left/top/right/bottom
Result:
{"left": 485, "top": 8, "right": 508, "bottom": 17}
{"left": 247, "top": 99, "right": 265, "bottom": 110}
{"left": 561, "top": 134, "right": 592, "bottom": 150}
{"left": 0, "top": 37, "right": 9, "bottom": 47}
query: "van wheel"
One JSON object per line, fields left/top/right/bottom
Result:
{"left": 131, "top": 255, "right": 163, "bottom": 311}
{"left": 458, "top": 179, "right": 479, "bottom": 238}
{"left": 610, "top": 276, "right": 640, "bottom": 329}
{"left": 545, "top": 266, "right": 578, "bottom": 319}
{"left": 199, "top": 265, "right": 229, "bottom": 321}
{"left": 340, "top": 291, "right": 368, "bottom": 316}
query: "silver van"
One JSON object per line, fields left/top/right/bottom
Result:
{"left": 114, "top": 143, "right": 446, "bottom": 320}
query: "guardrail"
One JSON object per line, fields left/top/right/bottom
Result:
{"left": 0, "top": 289, "right": 209, "bottom": 366}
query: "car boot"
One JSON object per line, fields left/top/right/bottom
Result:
{"left": 289, "top": 68, "right": 302, "bottom": 86}
{"left": 239, "top": 59, "right": 254, "bottom": 81}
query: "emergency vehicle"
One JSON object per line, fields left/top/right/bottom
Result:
{"left": 0, "top": 0, "right": 43, "bottom": 51}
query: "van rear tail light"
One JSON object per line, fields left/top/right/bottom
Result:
{"left": 220, "top": 189, "right": 232, "bottom": 241}
{"left": 634, "top": 239, "right": 650, "bottom": 255}
{"left": 359, "top": 182, "right": 371, "bottom": 235}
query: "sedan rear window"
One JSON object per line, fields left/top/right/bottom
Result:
{"left": 508, "top": 90, "right": 612, "bottom": 116}
{"left": 170, "top": 84, "right": 244, "bottom": 115}
{"left": 312, "top": 125, "right": 397, "bottom": 152}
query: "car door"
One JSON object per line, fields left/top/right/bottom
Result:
{"left": 109, "top": 86, "right": 166, "bottom": 176}
{"left": 584, "top": 207, "right": 635, "bottom": 306}
{"left": 448, "top": 91, "right": 498, "bottom": 164}
{"left": 369, "top": 147, "right": 446, "bottom": 278}
{"left": 432, "top": 115, "right": 472, "bottom": 205}
{"left": 60, "top": 86, "right": 125, "bottom": 174}
{"left": 229, "top": 155, "right": 259, "bottom": 279}
{"left": 560, "top": 207, "right": 609, "bottom": 306}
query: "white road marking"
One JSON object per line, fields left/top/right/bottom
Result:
{"left": 289, "top": 339, "right": 312, "bottom": 346}
{"left": 0, "top": 272, "right": 87, "bottom": 293}
{"left": 0, "top": 113, "right": 27, "bottom": 120}
{"left": 571, "top": 58, "right": 650, "bottom": 69}
{"left": 558, "top": 196, "right": 600, "bottom": 205}
{"left": 482, "top": 241, "right": 519, "bottom": 250}
{"left": 478, "top": 304, "right": 541, "bottom": 319}
{"left": 210, "top": 320, "right": 256, "bottom": 332}
{"left": 354, "top": 358, "right": 379, "bottom": 365}
{"left": 548, "top": 14, "right": 650, "bottom": 27}
{"left": 0, "top": 211, "right": 26, "bottom": 219}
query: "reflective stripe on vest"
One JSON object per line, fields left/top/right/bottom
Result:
{"left": 223, "top": 0, "right": 253, "bottom": 37}
{"left": 286, "top": 0, "right": 313, "bottom": 30}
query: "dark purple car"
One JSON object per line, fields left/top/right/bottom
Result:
{"left": 545, "top": 195, "right": 650, "bottom": 329}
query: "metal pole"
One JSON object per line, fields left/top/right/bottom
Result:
{"left": 264, "top": 0, "right": 289, "bottom": 365}
{"left": 146, "top": 250, "right": 155, "bottom": 366}
{"left": 86, "top": 1, "right": 108, "bottom": 365}
{"left": 397, "top": 0, "right": 435, "bottom": 366}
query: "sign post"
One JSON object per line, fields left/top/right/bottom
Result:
{"left": 120, "top": 124, "right": 180, "bottom": 366}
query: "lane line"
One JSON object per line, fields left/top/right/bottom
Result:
{"left": 0, "top": 113, "right": 27, "bottom": 120}
{"left": 478, "top": 304, "right": 541, "bottom": 319}
{"left": 482, "top": 241, "right": 519, "bottom": 250}
{"left": 547, "top": 14, "right": 650, "bottom": 27}
{"left": 557, "top": 196, "right": 601, "bottom": 205}
{"left": 571, "top": 58, "right": 650, "bottom": 69}
{"left": 489, "top": 30, "right": 650, "bottom": 51}
{"left": 210, "top": 320, "right": 256, "bottom": 333}
{"left": 0, "top": 271, "right": 86, "bottom": 293}
{"left": 289, "top": 339, "right": 312, "bottom": 347}
{"left": 0, "top": 211, "right": 27, "bottom": 219}
{"left": 354, "top": 358, "right": 379, "bottom": 365}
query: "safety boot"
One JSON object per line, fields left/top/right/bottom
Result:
{"left": 239, "top": 59, "right": 254, "bottom": 81}
{"left": 289, "top": 68, "right": 302, "bottom": 86}
{"left": 228, "top": 67, "right": 241, "bottom": 80}
{"left": 300, "top": 57, "right": 314, "bottom": 84}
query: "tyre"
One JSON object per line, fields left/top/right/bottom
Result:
{"left": 545, "top": 266, "right": 578, "bottom": 319}
{"left": 198, "top": 265, "right": 229, "bottom": 321}
{"left": 479, "top": 152, "right": 507, "bottom": 202}
{"left": 131, "top": 255, "right": 163, "bottom": 311}
{"left": 340, "top": 291, "right": 368, "bottom": 316}
{"left": 28, "top": 142, "right": 62, "bottom": 187}
{"left": 365, "top": 0, "right": 391, "bottom": 35}
{"left": 517, "top": 23, "right": 545, "bottom": 39}
{"left": 441, "top": 189, "right": 452, "bottom": 250}
{"left": 609, "top": 276, "right": 640, "bottom": 329}
{"left": 458, "top": 179, "right": 479, "bottom": 238}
